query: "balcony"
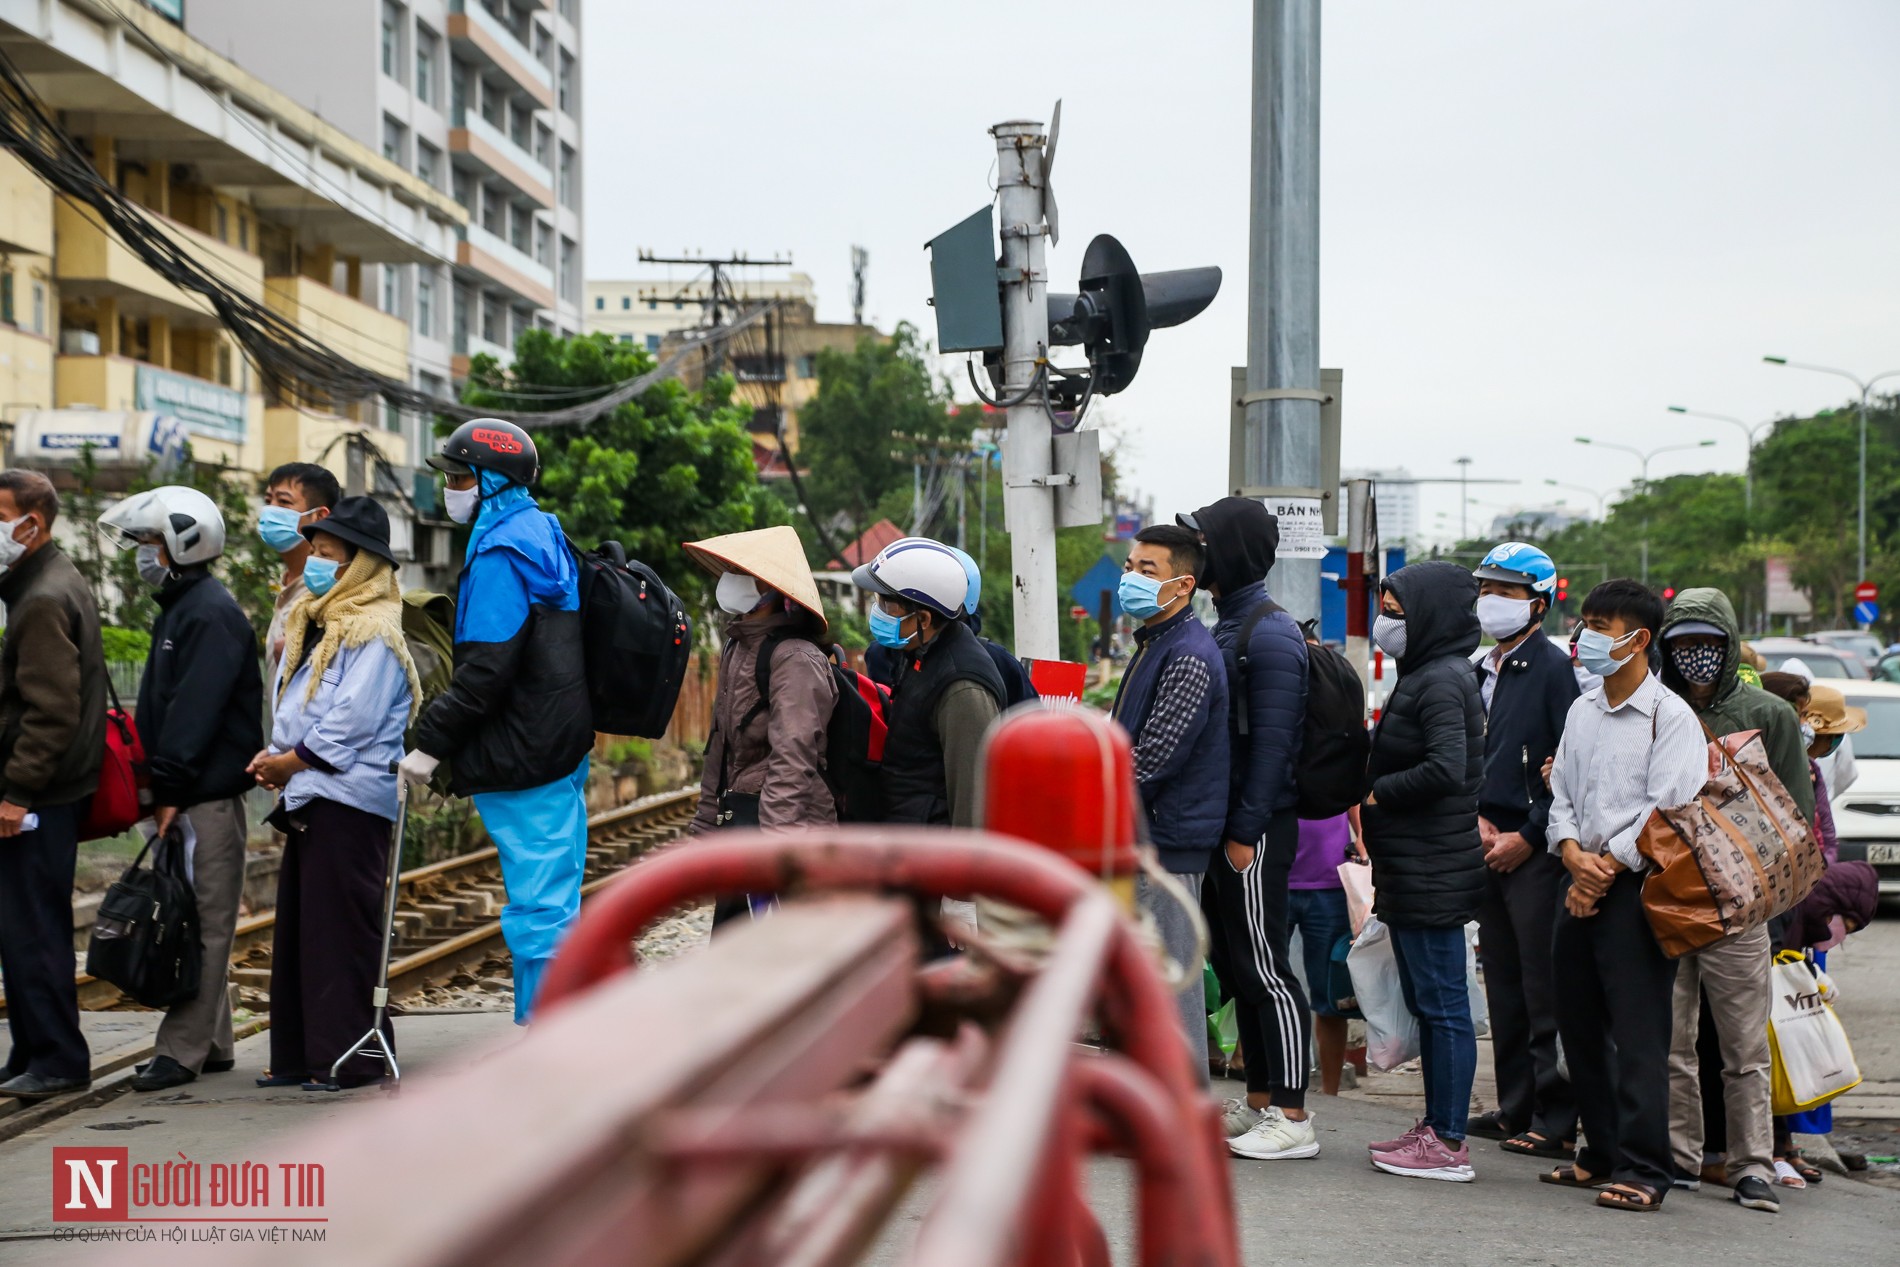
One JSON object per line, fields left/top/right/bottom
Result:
{"left": 55, "top": 202, "right": 262, "bottom": 323}
{"left": 448, "top": 1, "right": 554, "bottom": 109}
{"left": 450, "top": 109, "right": 554, "bottom": 207}
{"left": 0, "top": 152, "right": 52, "bottom": 256}
{"left": 56, "top": 353, "right": 263, "bottom": 471}
{"left": 263, "top": 274, "right": 411, "bottom": 380}
{"left": 450, "top": 329, "right": 513, "bottom": 379}
{"left": 457, "top": 223, "right": 555, "bottom": 309}
{"left": 263, "top": 406, "right": 408, "bottom": 477}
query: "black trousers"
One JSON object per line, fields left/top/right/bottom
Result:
{"left": 1552, "top": 869, "right": 1678, "bottom": 1190}
{"left": 1475, "top": 847, "right": 1576, "bottom": 1140}
{"left": 268, "top": 798, "right": 395, "bottom": 1083}
{"left": 0, "top": 799, "right": 89, "bottom": 1081}
{"left": 1203, "top": 811, "right": 1309, "bottom": 1110}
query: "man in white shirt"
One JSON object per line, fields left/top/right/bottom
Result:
{"left": 1541, "top": 579, "right": 1707, "bottom": 1213}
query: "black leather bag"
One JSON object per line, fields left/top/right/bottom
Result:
{"left": 85, "top": 828, "right": 202, "bottom": 1008}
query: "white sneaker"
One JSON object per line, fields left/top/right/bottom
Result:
{"left": 1228, "top": 1107, "right": 1320, "bottom": 1160}
{"left": 1221, "top": 1097, "right": 1265, "bottom": 1138}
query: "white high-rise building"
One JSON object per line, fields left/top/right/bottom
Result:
{"left": 186, "top": 0, "right": 584, "bottom": 441}
{"left": 1342, "top": 467, "right": 1422, "bottom": 548}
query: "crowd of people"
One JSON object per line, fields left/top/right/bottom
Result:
{"left": 0, "top": 437, "right": 1880, "bottom": 1221}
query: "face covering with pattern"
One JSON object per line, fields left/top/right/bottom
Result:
{"left": 1670, "top": 641, "right": 1726, "bottom": 686}
{"left": 1373, "top": 612, "right": 1408, "bottom": 659}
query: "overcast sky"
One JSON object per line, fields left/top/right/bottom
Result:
{"left": 584, "top": 1, "right": 1900, "bottom": 545}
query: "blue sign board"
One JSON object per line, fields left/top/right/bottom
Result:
{"left": 1070, "top": 553, "right": 1125, "bottom": 619}
{"left": 1855, "top": 600, "right": 1879, "bottom": 625}
{"left": 1318, "top": 545, "right": 1408, "bottom": 646}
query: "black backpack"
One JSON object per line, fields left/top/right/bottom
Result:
{"left": 572, "top": 541, "right": 694, "bottom": 738}
{"left": 85, "top": 829, "right": 202, "bottom": 1009}
{"left": 739, "top": 631, "right": 890, "bottom": 823}
{"left": 1235, "top": 601, "right": 1370, "bottom": 819}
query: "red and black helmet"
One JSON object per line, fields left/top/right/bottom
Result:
{"left": 427, "top": 417, "right": 540, "bottom": 486}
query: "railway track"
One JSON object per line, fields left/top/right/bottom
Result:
{"left": 0, "top": 787, "right": 700, "bottom": 1019}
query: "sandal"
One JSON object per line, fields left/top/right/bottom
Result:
{"left": 254, "top": 1072, "right": 304, "bottom": 1088}
{"left": 1502, "top": 1130, "right": 1577, "bottom": 1159}
{"left": 1788, "top": 1152, "right": 1824, "bottom": 1185}
{"left": 1465, "top": 1110, "right": 1515, "bottom": 1141}
{"left": 1539, "top": 1164, "right": 1607, "bottom": 1189}
{"left": 1772, "top": 1159, "right": 1807, "bottom": 1190}
{"left": 1596, "top": 1182, "right": 1663, "bottom": 1211}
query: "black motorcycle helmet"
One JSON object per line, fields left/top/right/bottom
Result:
{"left": 427, "top": 417, "right": 540, "bottom": 486}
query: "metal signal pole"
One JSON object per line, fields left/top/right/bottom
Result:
{"left": 992, "top": 119, "right": 1058, "bottom": 661}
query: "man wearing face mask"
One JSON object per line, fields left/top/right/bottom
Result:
{"left": 257, "top": 463, "right": 338, "bottom": 704}
{"left": 0, "top": 471, "right": 106, "bottom": 1102}
{"left": 851, "top": 537, "right": 1002, "bottom": 829}
{"left": 405, "top": 418, "right": 593, "bottom": 1024}
{"left": 1656, "top": 588, "right": 1812, "bottom": 1215}
{"left": 96, "top": 486, "right": 263, "bottom": 1092}
{"left": 1464, "top": 543, "right": 1580, "bottom": 1157}
{"left": 1109, "top": 525, "right": 1230, "bottom": 1081}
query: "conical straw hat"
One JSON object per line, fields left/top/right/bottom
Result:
{"left": 683, "top": 525, "right": 827, "bottom": 632}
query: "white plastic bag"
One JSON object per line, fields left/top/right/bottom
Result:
{"left": 1347, "top": 916, "right": 1419, "bottom": 1071}
{"left": 1768, "top": 956, "right": 1861, "bottom": 1114}
{"left": 1465, "top": 921, "right": 1489, "bottom": 1040}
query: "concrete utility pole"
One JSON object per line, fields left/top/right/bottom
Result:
{"left": 992, "top": 119, "right": 1058, "bottom": 661}
{"left": 1243, "top": 0, "right": 1324, "bottom": 623}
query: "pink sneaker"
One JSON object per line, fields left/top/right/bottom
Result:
{"left": 1370, "top": 1127, "right": 1474, "bottom": 1182}
{"left": 1368, "top": 1119, "right": 1429, "bottom": 1155}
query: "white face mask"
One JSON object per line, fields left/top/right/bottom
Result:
{"left": 716, "top": 570, "right": 764, "bottom": 616}
{"left": 444, "top": 485, "right": 480, "bottom": 524}
{"left": 1373, "top": 612, "right": 1409, "bottom": 659}
{"left": 0, "top": 516, "right": 33, "bottom": 578}
{"left": 1476, "top": 594, "right": 1536, "bottom": 641}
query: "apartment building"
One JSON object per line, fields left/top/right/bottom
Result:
{"left": 186, "top": 0, "right": 585, "bottom": 393}
{"left": 0, "top": 0, "right": 464, "bottom": 572}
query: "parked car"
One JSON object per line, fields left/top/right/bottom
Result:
{"left": 1808, "top": 629, "right": 1885, "bottom": 671}
{"left": 1831, "top": 680, "right": 1900, "bottom": 896}
{"left": 1749, "top": 637, "right": 1870, "bottom": 681}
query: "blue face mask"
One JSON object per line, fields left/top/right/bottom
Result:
{"left": 869, "top": 605, "right": 913, "bottom": 650}
{"left": 1119, "top": 572, "right": 1187, "bottom": 621}
{"left": 257, "top": 505, "right": 308, "bottom": 553}
{"left": 1575, "top": 627, "right": 1641, "bottom": 677}
{"left": 302, "top": 555, "right": 341, "bottom": 597}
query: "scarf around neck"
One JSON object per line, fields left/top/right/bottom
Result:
{"left": 278, "top": 551, "right": 422, "bottom": 723}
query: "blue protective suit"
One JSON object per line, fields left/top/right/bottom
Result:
{"left": 413, "top": 469, "right": 595, "bottom": 1023}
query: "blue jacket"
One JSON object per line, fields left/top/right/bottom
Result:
{"left": 1110, "top": 606, "right": 1230, "bottom": 873}
{"left": 270, "top": 639, "right": 414, "bottom": 822}
{"left": 1212, "top": 582, "right": 1309, "bottom": 845}
{"left": 1475, "top": 627, "right": 1578, "bottom": 848}
{"left": 413, "top": 473, "right": 593, "bottom": 794}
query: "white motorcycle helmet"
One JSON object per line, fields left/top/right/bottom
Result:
{"left": 852, "top": 536, "right": 969, "bottom": 621}
{"left": 97, "top": 486, "right": 226, "bottom": 566}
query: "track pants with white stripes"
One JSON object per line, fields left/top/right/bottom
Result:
{"left": 1203, "top": 811, "right": 1309, "bottom": 1110}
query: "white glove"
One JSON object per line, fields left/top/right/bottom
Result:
{"left": 398, "top": 750, "right": 440, "bottom": 786}
{"left": 1815, "top": 969, "right": 1839, "bottom": 1004}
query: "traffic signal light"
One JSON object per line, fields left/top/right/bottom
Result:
{"left": 1662, "top": 585, "right": 1677, "bottom": 601}
{"left": 1555, "top": 576, "right": 1569, "bottom": 606}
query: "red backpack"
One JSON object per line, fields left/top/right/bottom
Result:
{"left": 82, "top": 677, "right": 147, "bottom": 842}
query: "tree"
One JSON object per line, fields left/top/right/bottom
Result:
{"left": 793, "top": 323, "right": 969, "bottom": 556}
{"left": 462, "top": 329, "right": 779, "bottom": 596}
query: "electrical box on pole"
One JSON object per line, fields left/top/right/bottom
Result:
{"left": 924, "top": 108, "right": 1221, "bottom": 661}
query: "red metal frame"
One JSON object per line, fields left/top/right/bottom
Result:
{"left": 540, "top": 829, "right": 1239, "bottom": 1267}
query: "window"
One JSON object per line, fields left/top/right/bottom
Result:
{"left": 533, "top": 122, "right": 551, "bottom": 169}
{"left": 508, "top": 100, "right": 530, "bottom": 150}
{"left": 31, "top": 282, "right": 44, "bottom": 334}
{"left": 797, "top": 354, "right": 818, "bottom": 378}
{"left": 558, "top": 50, "right": 574, "bottom": 113}
{"left": 509, "top": 203, "right": 528, "bottom": 253}
{"left": 415, "top": 141, "right": 439, "bottom": 188}
{"left": 559, "top": 236, "right": 576, "bottom": 301}
{"left": 481, "top": 186, "right": 503, "bottom": 235}
{"left": 558, "top": 0, "right": 577, "bottom": 21}
{"left": 238, "top": 213, "right": 250, "bottom": 251}
{"left": 618, "top": 333, "right": 632, "bottom": 345}
{"left": 415, "top": 26, "right": 438, "bottom": 106}
{"left": 0, "top": 272, "right": 13, "bottom": 324}
{"left": 217, "top": 343, "right": 232, "bottom": 386}
{"left": 533, "top": 220, "right": 551, "bottom": 265}
{"left": 452, "top": 167, "right": 474, "bottom": 211}
{"left": 451, "top": 58, "right": 470, "bottom": 122}
{"left": 480, "top": 77, "right": 503, "bottom": 129}
{"left": 214, "top": 203, "right": 228, "bottom": 241}
{"left": 620, "top": 295, "right": 630, "bottom": 310}
{"left": 557, "top": 143, "right": 575, "bottom": 205}
{"left": 593, "top": 295, "right": 603, "bottom": 311}
{"left": 646, "top": 299, "right": 656, "bottom": 310}
{"left": 381, "top": 2, "right": 405, "bottom": 81}
{"left": 646, "top": 334, "right": 661, "bottom": 353}
{"left": 533, "top": 24, "right": 552, "bottom": 66}
{"left": 417, "top": 270, "right": 435, "bottom": 338}
{"left": 382, "top": 114, "right": 407, "bottom": 165}
{"left": 481, "top": 297, "right": 501, "bottom": 345}
{"left": 382, "top": 265, "right": 400, "bottom": 316}
{"left": 384, "top": 400, "right": 400, "bottom": 432}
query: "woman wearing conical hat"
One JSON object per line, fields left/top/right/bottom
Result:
{"left": 684, "top": 526, "right": 839, "bottom": 921}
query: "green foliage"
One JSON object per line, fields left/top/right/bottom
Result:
{"left": 461, "top": 330, "right": 780, "bottom": 598}
{"left": 100, "top": 626, "right": 151, "bottom": 663}
{"left": 794, "top": 323, "right": 969, "bottom": 554}
{"left": 602, "top": 736, "right": 654, "bottom": 770}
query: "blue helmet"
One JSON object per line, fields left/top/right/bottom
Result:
{"left": 1473, "top": 541, "right": 1556, "bottom": 595}
{"left": 947, "top": 546, "right": 981, "bottom": 617}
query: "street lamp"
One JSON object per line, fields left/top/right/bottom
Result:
{"left": 1544, "top": 478, "right": 1610, "bottom": 520}
{"left": 1574, "top": 436, "right": 1718, "bottom": 585}
{"left": 1666, "top": 405, "right": 1775, "bottom": 521}
{"left": 1762, "top": 357, "right": 1900, "bottom": 603}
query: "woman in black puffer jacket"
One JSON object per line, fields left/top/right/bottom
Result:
{"left": 1362, "top": 559, "right": 1486, "bottom": 1172}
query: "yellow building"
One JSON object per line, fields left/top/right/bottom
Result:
{"left": 0, "top": 0, "right": 464, "bottom": 573}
